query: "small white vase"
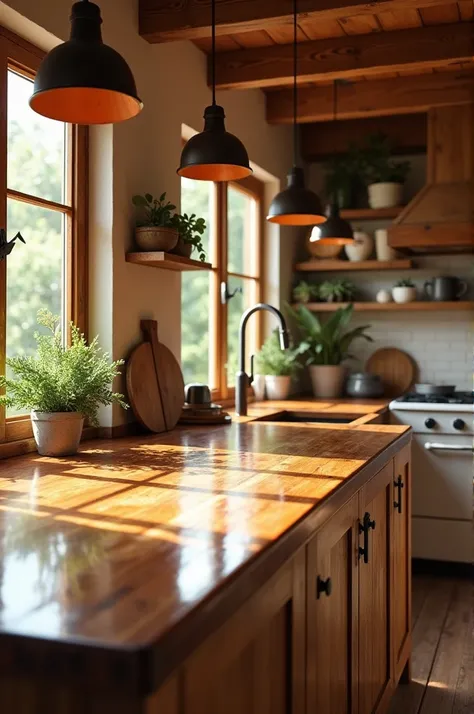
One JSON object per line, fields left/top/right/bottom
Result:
{"left": 265, "top": 375, "right": 291, "bottom": 401}
{"left": 309, "top": 365, "right": 345, "bottom": 399}
{"left": 375, "top": 229, "right": 397, "bottom": 261}
{"left": 392, "top": 286, "right": 417, "bottom": 304}
{"left": 252, "top": 374, "right": 266, "bottom": 401}
{"left": 344, "top": 230, "right": 374, "bottom": 262}
{"left": 376, "top": 289, "right": 393, "bottom": 304}
{"left": 368, "top": 182, "right": 403, "bottom": 209}
{"left": 31, "top": 411, "right": 84, "bottom": 457}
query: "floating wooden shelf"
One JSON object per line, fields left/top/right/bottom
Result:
{"left": 295, "top": 301, "right": 474, "bottom": 312}
{"left": 126, "top": 252, "right": 212, "bottom": 272}
{"left": 340, "top": 207, "right": 403, "bottom": 220}
{"left": 295, "top": 259, "right": 413, "bottom": 272}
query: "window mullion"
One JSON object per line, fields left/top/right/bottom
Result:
{"left": 0, "top": 42, "right": 8, "bottom": 442}
{"left": 219, "top": 182, "right": 229, "bottom": 400}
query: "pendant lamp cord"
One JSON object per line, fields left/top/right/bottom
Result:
{"left": 292, "top": 0, "right": 298, "bottom": 166}
{"left": 211, "top": 0, "right": 216, "bottom": 106}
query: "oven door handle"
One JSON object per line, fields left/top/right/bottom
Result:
{"left": 424, "top": 442, "right": 474, "bottom": 452}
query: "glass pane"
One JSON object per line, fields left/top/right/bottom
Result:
{"left": 181, "top": 178, "right": 213, "bottom": 387}
{"left": 227, "top": 186, "right": 258, "bottom": 277}
{"left": 7, "top": 69, "right": 66, "bottom": 204}
{"left": 226, "top": 277, "right": 258, "bottom": 388}
{"left": 6, "top": 199, "right": 64, "bottom": 416}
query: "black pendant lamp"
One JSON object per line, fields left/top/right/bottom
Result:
{"left": 178, "top": 0, "right": 251, "bottom": 181}
{"left": 267, "top": 0, "right": 325, "bottom": 226}
{"left": 314, "top": 81, "right": 354, "bottom": 244}
{"left": 29, "top": 0, "right": 142, "bottom": 125}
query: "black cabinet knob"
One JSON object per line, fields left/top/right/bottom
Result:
{"left": 316, "top": 576, "right": 332, "bottom": 599}
{"left": 453, "top": 418, "right": 465, "bottom": 431}
{"left": 425, "top": 418, "right": 436, "bottom": 429}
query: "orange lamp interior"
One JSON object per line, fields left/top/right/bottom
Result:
{"left": 29, "top": 87, "right": 143, "bottom": 125}
{"left": 314, "top": 236, "right": 354, "bottom": 245}
{"left": 267, "top": 214, "right": 327, "bottom": 226}
{"left": 177, "top": 164, "right": 252, "bottom": 181}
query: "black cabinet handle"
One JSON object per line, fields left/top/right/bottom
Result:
{"left": 316, "top": 576, "right": 332, "bottom": 599}
{"left": 394, "top": 475, "right": 404, "bottom": 514}
{"left": 358, "top": 512, "right": 376, "bottom": 564}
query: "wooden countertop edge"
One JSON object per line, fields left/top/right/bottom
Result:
{"left": 143, "top": 428, "right": 411, "bottom": 696}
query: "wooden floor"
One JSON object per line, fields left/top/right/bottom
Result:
{"left": 390, "top": 574, "right": 474, "bottom": 714}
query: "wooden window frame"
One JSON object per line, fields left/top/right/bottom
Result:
{"left": 0, "top": 26, "right": 88, "bottom": 447}
{"left": 182, "top": 173, "right": 264, "bottom": 403}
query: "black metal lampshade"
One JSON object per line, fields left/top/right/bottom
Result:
{"left": 314, "top": 202, "right": 354, "bottom": 244}
{"left": 178, "top": 105, "right": 252, "bottom": 181}
{"left": 267, "top": 167, "right": 326, "bottom": 226}
{"left": 29, "top": 0, "right": 142, "bottom": 125}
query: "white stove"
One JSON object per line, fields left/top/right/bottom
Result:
{"left": 390, "top": 392, "right": 473, "bottom": 565}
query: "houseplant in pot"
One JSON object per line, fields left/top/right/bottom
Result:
{"left": 324, "top": 147, "right": 362, "bottom": 209}
{"left": 132, "top": 192, "right": 179, "bottom": 252}
{"left": 319, "top": 279, "right": 356, "bottom": 303}
{"left": 0, "top": 310, "right": 127, "bottom": 457}
{"left": 293, "top": 280, "right": 319, "bottom": 304}
{"left": 361, "top": 134, "right": 410, "bottom": 209}
{"left": 286, "top": 303, "right": 373, "bottom": 399}
{"left": 173, "top": 212, "right": 207, "bottom": 261}
{"left": 392, "top": 278, "right": 417, "bottom": 304}
{"left": 255, "top": 329, "right": 304, "bottom": 400}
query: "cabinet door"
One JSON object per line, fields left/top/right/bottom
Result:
{"left": 183, "top": 552, "right": 305, "bottom": 714}
{"left": 307, "top": 496, "right": 359, "bottom": 714}
{"left": 358, "top": 462, "right": 393, "bottom": 714}
{"left": 391, "top": 444, "right": 412, "bottom": 684}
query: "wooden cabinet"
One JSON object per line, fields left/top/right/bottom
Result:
{"left": 391, "top": 444, "right": 412, "bottom": 684}
{"left": 307, "top": 496, "right": 359, "bottom": 714}
{"left": 182, "top": 552, "right": 305, "bottom": 714}
{"left": 358, "top": 462, "right": 393, "bottom": 714}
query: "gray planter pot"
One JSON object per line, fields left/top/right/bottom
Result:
{"left": 309, "top": 365, "right": 345, "bottom": 399}
{"left": 31, "top": 411, "right": 84, "bottom": 457}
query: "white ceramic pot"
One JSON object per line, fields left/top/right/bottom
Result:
{"left": 376, "top": 289, "right": 393, "bottom": 304}
{"left": 368, "top": 182, "right": 403, "bottom": 209}
{"left": 265, "top": 375, "right": 291, "bottom": 401}
{"left": 392, "top": 286, "right": 417, "bottom": 304}
{"left": 344, "top": 230, "right": 374, "bottom": 262}
{"left": 31, "top": 411, "right": 84, "bottom": 457}
{"left": 375, "top": 229, "right": 397, "bottom": 261}
{"left": 135, "top": 226, "right": 179, "bottom": 252}
{"left": 309, "top": 365, "right": 345, "bottom": 399}
{"left": 252, "top": 374, "right": 266, "bottom": 401}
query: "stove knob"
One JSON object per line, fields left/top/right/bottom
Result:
{"left": 425, "top": 418, "right": 437, "bottom": 430}
{"left": 453, "top": 418, "right": 465, "bottom": 431}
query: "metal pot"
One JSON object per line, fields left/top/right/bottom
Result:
{"left": 346, "top": 372, "right": 384, "bottom": 398}
{"left": 415, "top": 384, "right": 456, "bottom": 396}
{"left": 424, "top": 276, "right": 467, "bottom": 302}
{"left": 184, "top": 383, "right": 212, "bottom": 407}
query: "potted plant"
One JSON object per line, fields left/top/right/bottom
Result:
{"left": 360, "top": 133, "right": 410, "bottom": 209}
{"left": 392, "top": 278, "right": 417, "bottom": 304}
{"left": 173, "top": 212, "right": 207, "bottom": 261}
{"left": 132, "top": 192, "right": 179, "bottom": 252}
{"left": 286, "top": 303, "right": 373, "bottom": 398}
{"left": 324, "top": 147, "right": 362, "bottom": 209}
{"left": 293, "top": 280, "right": 319, "bottom": 304}
{"left": 319, "top": 279, "right": 356, "bottom": 303}
{"left": 0, "top": 310, "right": 127, "bottom": 457}
{"left": 255, "top": 330, "right": 304, "bottom": 401}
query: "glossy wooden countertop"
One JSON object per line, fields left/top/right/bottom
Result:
{"left": 0, "top": 400, "right": 408, "bottom": 696}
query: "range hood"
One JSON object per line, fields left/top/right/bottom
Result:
{"left": 389, "top": 105, "right": 474, "bottom": 253}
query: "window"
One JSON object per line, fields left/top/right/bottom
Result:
{"left": 0, "top": 28, "right": 87, "bottom": 446}
{"left": 181, "top": 176, "right": 264, "bottom": 400}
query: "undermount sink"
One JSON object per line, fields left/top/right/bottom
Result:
{"left": 254, "top": 411, "right": 355, "bottom": 424}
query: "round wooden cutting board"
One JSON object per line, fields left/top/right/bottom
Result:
{"left": 366, "top": 348, "right": 417, "bottom": 398}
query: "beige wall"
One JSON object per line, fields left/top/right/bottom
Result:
{"left": 0, "top": 0, "right": 294, "bottom": 425}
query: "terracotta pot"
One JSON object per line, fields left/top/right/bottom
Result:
{"left": 31, "top": 411, "right": 84, "bottom": 457}
{"left": 135, "top": 226, "right": 179, "bottom": 252}
{"left": 309, "top": 365, "right": 345, "bottom": 399}
{"left": 265, "top": 375, "right": 291, "bottom": 401}
{"left": 368, "top": 182, "right": 403, "bottom": 209}
{"left": 172, "top": 236, "right": 193, "bottom": 259}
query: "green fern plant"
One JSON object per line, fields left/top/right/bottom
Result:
{"left": 255, "top": 329, "right": 306, "bottom": 377}
{"left": 0, "top": 310, "right": 127, "bottom": 426}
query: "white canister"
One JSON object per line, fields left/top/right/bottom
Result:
{"left": 375, "top": 229, "right": 397, "bottom": 262}
{"left": 344, "top": 230, "right": 374, "bottom": 262}
{"left": 368, "top": 182, "right": 403, "bottom": 209}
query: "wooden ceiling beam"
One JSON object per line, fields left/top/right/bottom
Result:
{"left": 214, "top": 24, "right": 474, "bottom": 90}
{"left": 139, "top": 0, "right": 459, "bottom": 43}
{"left": 266, "top": 70, "right": 474, "bottom": 124}
{"left": 301, "top": 114, "right": 427, "bottom": 161}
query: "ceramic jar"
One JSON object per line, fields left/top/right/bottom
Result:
{"left": 368, "top": 182, "right": 404, "bottom": 209}
{"left": 376, "top": 289, "right": 392, "bottom": 304}
{"left": 344, "top": 230, "right": 374, "bottom": 262}
{"left": 375, "top": 229, "right": 397, "bottom": 261}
